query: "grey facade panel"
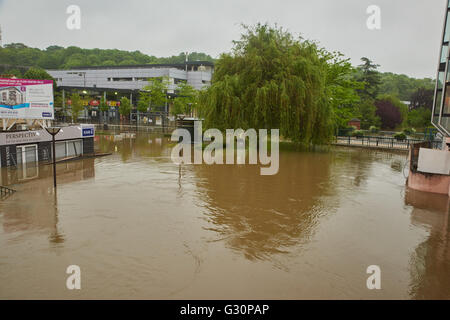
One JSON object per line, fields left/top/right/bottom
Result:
{"left": 47, "top": 63, "right": 213, "bottom": 92}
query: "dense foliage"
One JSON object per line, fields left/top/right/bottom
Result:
{"left": 138, "top": 77, "right": 170, "bottom": 113}
{"left": 374, "top": 96, "right": 406, "bottom": 129}
{"left": 199, "top": 24, "right": 360, "bottom": 144}
{"left": 171, "top": 81, "right": 198, "bottom": 116}
{"left": 0, "top": 31, "right": 436, "bottom": 133}
{"left": 349, "top": 58, "right": 433, "bottom": 131}
{"left": 0, "top": 43, "right": 214, "bottom": 71}
{"left": 409, "top": 87, "right": 434, "bottom": 110}
{"left": 119, "top": 97, "right": 131, "bottom": 116}
{"left": 378, "top": 73, "right": 434, "bottom": 102}
{"left": 407, "top": 107, "right": 432, "bottom": 128}
{"left": 358, "top": 99, "right": 380, "bottom": 130}
{"left": 69, "top": 93, "right": 83, "bottom": 122}
{"left": 99, "top": 96, "right": 108, "bottom": 112}
{"left": 355, "top": 57, "right": 381, "bottom": 100}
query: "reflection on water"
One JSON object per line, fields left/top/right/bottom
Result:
{"left": 405, "top": 189, "right": 450, "bottom": 299}
{"left": 193, "top": 152, "right": 336, "bottom": 261}
{"left": 0, "top": 132, "right": 449, "bottom": 299}
{"left": 0, "top": 160, "right": 94, "bottom": 238}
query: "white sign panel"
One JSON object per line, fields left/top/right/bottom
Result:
{"left": 418, "top": 147, "right": 450, "bottom": 175}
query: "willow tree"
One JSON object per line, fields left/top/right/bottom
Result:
{"left": 199, "top": 23, "right": 357, "bottom": 144}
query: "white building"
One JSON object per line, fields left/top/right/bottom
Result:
{"left": 47, "top": 61, "right": 214, "bottom": 93}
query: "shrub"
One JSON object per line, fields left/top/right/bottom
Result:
{"left": 352, "top": 130, "right": 364, "bottom": 138}
{"left": 402, "top": 128, "right": 416, "bottom": 136}
{"left": 341, "top": 125, "right": 356, "bottom": 136}
{"left": 394, "top": 132, "right": 406, "bottom": 141}
{"left": 407, "top": 107, "right": 432, "bottom": 128}
{"left": 369, "top": 126, "right": 379, "bottom": 134}
{"left": 119, "top": 97, "right": 132, "bottom": 117}
{"left": 402, "top": 128, "right": 412, "bottom": 135}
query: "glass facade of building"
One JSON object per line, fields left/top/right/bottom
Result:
{"left": 432, "top": 0, "right": 450, "bottom": 134}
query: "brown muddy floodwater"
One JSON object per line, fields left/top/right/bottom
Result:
{"left": 0, "top": 131, "right": 449, "bottom": 299}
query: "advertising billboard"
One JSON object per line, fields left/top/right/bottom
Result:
{"left": 0, "top": 78, "right": 54, "bottom": 120}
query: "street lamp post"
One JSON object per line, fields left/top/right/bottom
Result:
{"left": 45, "top": 127, "right": 61, "bottom": 188}
{"left": 188, "top": 103, "right": 192, "bottom": 117}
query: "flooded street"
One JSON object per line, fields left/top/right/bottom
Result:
{"left": 0, "top": 131, "right": 449, "bottom": 299}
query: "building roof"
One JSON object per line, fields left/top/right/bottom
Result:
{"left": 47, "top": 61, "right": 214, "bottom": 71}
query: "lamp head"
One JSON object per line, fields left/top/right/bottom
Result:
{"left": 45, "top": 127, "right": 61, "bottom": 135}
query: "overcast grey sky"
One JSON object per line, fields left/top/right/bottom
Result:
{"left": 0, "top": 0, "right": 445, "bottom": 78}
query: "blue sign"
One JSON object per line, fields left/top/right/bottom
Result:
{"left": 42, "top": 112, "right": 52, "bottom": 117}
{"left": 82, "top": 128, "right": 94, "bottom": 137}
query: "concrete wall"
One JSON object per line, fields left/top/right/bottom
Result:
{"left": 408, "top": 146, "right": 450, "bottom": 196}
{"left": 408, "top": 170, "right": 450, "bottom": 195}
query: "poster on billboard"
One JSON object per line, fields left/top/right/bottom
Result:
{"left": 0, "top": 78, "right": 54, "bottom": 120}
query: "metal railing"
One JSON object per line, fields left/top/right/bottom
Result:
{"left": 335, "top": 135, "right": 442, "bottom": 150}
{"left": 336, "top": 128, "right": 438, "bottom": 141}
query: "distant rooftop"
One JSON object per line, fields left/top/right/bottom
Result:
{"left": 47, "top": 61, "right": 214, "bottom": 71}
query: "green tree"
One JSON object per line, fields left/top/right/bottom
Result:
{"left": 23, "top": 67, "right": 56, "bottom": 85}
{"left": 407, "top": 107, "right": 432, "bottom": 128}
{"left": 140, "top": 76, "right": 169, "bottom": 112}
{"left": 378, "top": 73, "right": 434, "bottom": 101}
{"left": 2, "top": 68, "right": 22, "bottom": 78}
{"left": 356, "top": 57, "right": 381, "bottom": 100}
{"left": 137, "top": 80, "right": 151, "bottom": 113}
{"left": 101, "top": 60, "right": 116, "bottom": 66}
{"left": 376, "top": 94, "right": 408, "bottom": 127}
{"left": 118, "top": 59, "right": 138, "bottom": 65}
{"left": 137, "top": 96, "right": 149, "bottom": 113}
{"left": 0, "top": 43, "right": 213, "bottom": 69}
{"left": 53, "top": 91, "right": 64, "bottom": 119}
{"left": 119, "top": 97, "right": 132, "bottom": 117}
{"left": 171, "top": 81, "right": 198, "bottom": 116}
{"left": 358, "top": 99, "right": 380, "bottom": 130}
{"left": 321, "top": 51, "right": 362, "bottom": 128}
{"left": 99, "top": 96, "right": 108, "bottom": 123}
{"left": 53, "top": 91, "right": 63, "bottom": 109}
{"left": 99, "top": 96, "right": 108, "bottom": 112}
{"left": 410, "top": 87, "right": 434, "bottom": 110}
{"left": 69, "top": 93, "right": 83, "bottom": 123}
